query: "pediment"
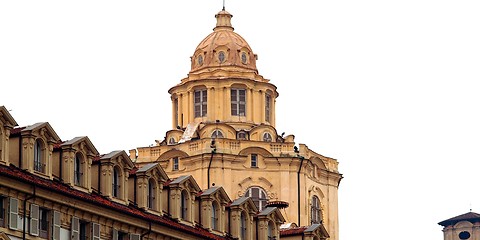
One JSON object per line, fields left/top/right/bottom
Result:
{"left": 136, "top": 163, "right": 169, "bottom": 182}
{"left": 100, "top": 150, "right": 134, "bottom": 169}
{"left": 258, "top": 207, "right": 285, "bottom": 223}
{"left": 21, "top": 122, "right": 61, "bottom": 142}
{"left": 304, "top": 223, "right": 330, "bottom": 239}
{"left": 61, "top": 136, "right": 99, "bottom": 156}
{"left": 168, "top": 175, "right": 201, "bottom": 193}
{"left": 0, "top": 106, "right": 18, "bottom": 128}
{"left": 230, "top": 196, "right": 258, "bottom": 213}
{"left": 200, "top": 186, "right": 231, "bottom": 204}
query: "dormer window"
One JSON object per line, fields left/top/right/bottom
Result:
{"left": 263, "top": 132, "right": 272, "bottom": 142}
{"left": 74, "top": 153, "right": 83, "bottom": 186}
{"left": 148, "top": 179, "right": 155, "bottom": 210}
{"left": 211, "top": 129, "right": 224, "bottom": 139}
{"left": 240, "top": 212, "right": 247, "bottom": 239}
{"left": 181, "top": 190, "right": 189, "bottom": 220}
{"left": 168, "top": 137, "right": 176, "bottom": 145}
{"left": 198, "top": 55, "right": 204, "bottom": 66}
{"left": 268, "top": 221, "right": 275, "bottom": 240}
{"left": 231, "top": 89, "right": 246, "bottom": 116}
{"left": 113, "top": 167, "right": 121, "bottom": 198}
{"left": 34, "top": 139, "right": 45, "bottom": 173}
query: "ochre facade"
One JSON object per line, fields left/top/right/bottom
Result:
{"left": 0, "top": 8, "right": 341, "bottom": 240}
{"left": 132, "top": 9, "right": 342, "bottom": 240}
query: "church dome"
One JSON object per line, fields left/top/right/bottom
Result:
{"left": 190, "top": 10, "right": 258, "bottom": 74}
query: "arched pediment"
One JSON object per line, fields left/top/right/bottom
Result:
{"left": 238, "top": 147, "right": 273, "bottom": 157}
{"left": 198, "top": 123, "right": 236, "bottom": 139}
{"left": 157, "top": 148, "right": 189, "bottom": 161}
{"left": 310, "top": 157, "right": 327, "bottom": 170}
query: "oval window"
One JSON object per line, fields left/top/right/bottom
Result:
{"left": 198, "top": 55, "right": 203, "bottom": 65}
{"left": 241, "top": 52, "right": 247, "bottom": 64}
{"left": 218, "top": 51, "right": 225, "bottom": 63}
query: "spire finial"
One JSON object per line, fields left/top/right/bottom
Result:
{"left": 222, "top": 0, "right": 225, "bottom": 11}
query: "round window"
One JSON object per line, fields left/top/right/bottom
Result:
{"left": 198, "top": 55, "right": 203, "bottom": 65}
{"left": 218, "top": 51, "right": 225, "bottom": 63}
{"left": 241, "top": 52, "right": 247, "bottom": 64}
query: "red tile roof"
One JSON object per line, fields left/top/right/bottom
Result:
{"left": 0, "top": 164, "right": 230, "bottom": 240}
{"left": 9, "top": 127, "right": 25, "bottom": 135}
{"left": 280, "top": 226, "right": 307, "bottom": 236}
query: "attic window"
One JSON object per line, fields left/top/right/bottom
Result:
{"left": 211, "top": 129, "right": 224, "bottom": 139}
{"left": 237, "top": 131, "right": 247, "bottom": 140}
{"left": 263, "top": 132, "right": 272, "bottom": 142}
{"left": 168, "top": 137, "right": 176, "bottom": 145}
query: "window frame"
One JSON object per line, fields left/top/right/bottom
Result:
{"left": 0, "top": 196, "right": 5, "bottom": 227}
{"left": 251, "top": 154, "right": 258, "bottom": 168}
{"left": 34, "top": 139, "right": 45, "bottom": 173}
{"left": 181, "top": 190, "right": 189, "bottom": 220}
{"left": 311, "top": 195, "right": 321, "bottom": 224}
{"left": 265, "top": 93, "right": 271, "bottom": 122}
{"left": 172, "top": 157, "right": 179, "bottom": 171}
{"left": 74, "top": 153, "right": 83, "bottom": 186}
{"left": 244, "top": 187, "right": 269, "bottom": 211}
{"left": 194, "top": 89, "right": 208, "bottom": 118}
{"left": 263, "top": 132, "right": 273, "bottom": 142}
{"left": 147, "top": 179, "right": 156, "bottom": 210}
{"left": 231, "top": 88, "right": 246, "bottom": 116}
{"left": 113, "top": 167, "right": 121, "bottom": 198}
{"left": 211, "top": 129, "right": 224, "bottom": 139}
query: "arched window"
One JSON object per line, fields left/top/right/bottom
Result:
{"left": 181, "top": 190, "right": 189, "bottom": 220}
{"left": 194, "top": 89, "right": 207, "bottom": 118}
{"left": 263, "top": 132, "right": 272, "bottom": 142}
{"left": 168, "top": 137, "right": 176, "bottom": 145}
{"left": 211, "top": 202, "right": 219, "bottom": 230}
{"left": 267, "top": 221, "right": 275, "bottom": 240}
{"left": 240, "top": 211, "right": 247, "bottom": 240}
{"left": 148, "top": 179, "right": 155, "bottom": 209}
{"left": 34, "top": 139, "right": 44, "bottom": 173}
{"left": 311, "top": 195, "right": 321, "bottom": 224}
{"left": 74, "top": 153, "right": 83, "bottom": 186}
{"left": 244, "top": 187, "right": 268, "bottom": 211}
{"left": 112, "top": 167, "right": 121, "bottom": 198}
{"left": 211, "top": 129, "right": 224, "bottom": 139}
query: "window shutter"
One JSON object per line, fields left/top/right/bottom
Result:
{"left": 129, "top": 233, "right": 140, "bottom": 240}
{"left": 92, "top": 223, "right": 101, "bottom": 240}
{"left": 30, "top": 204, "right": 39, "bottom": 236}
{"left": 8, "top": 198, "right": 18, "bottom": 230}
{"left": 53, "top": 211, "right": 61, "bottom": 240}
{"left": 71, "top": 216, "right": 79, "bottom": 240}
{"left": 112, "top": 229, "right": 118, "bottom": 240}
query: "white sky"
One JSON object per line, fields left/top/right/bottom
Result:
{"left": 1, "top": 1, "right": 480, "bottom": 239}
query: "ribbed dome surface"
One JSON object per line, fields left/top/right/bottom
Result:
{"left": 190, "top": 10, "right": 257, "bottom": 73}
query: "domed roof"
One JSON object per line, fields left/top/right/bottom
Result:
{"left": 190, "top": 10, "right": 258, "bottom": 74}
